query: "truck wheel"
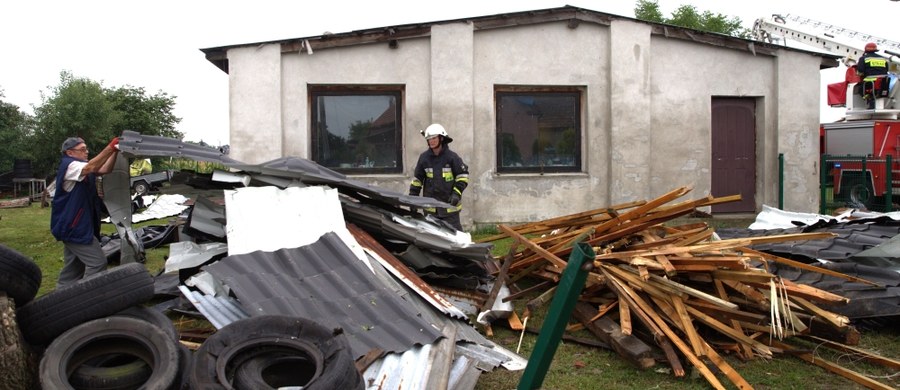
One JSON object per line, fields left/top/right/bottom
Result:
{"left": 133, "top": 180, "right": 150, "bottom": 196}
{"left": 849, "top": 183, "right": 873, "bottom": 209}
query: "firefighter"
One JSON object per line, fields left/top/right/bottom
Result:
{"left": 857, "top": 42, "right": 889, "bottom": 109}
{"left": 408, "top": 123, "right": 469, "bottom": 231}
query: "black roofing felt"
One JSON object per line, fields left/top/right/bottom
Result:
{"left": 716, "top": 217, "right": 900, "bottom": 262}
{"left": 769, "top": 262, "right": 900, "bottom": 319}
{"left": 205, "top": 232, "right": 443, "bottom": 358}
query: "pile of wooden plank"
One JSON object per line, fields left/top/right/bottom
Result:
{"left": 479, "top": 186, "right": 897, "bottom": 389}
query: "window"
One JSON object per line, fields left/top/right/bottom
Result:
{"left": 310, "top": 86, "right": 403, "bottom": 174}
{"left": 496, "top": 89, "right": 582, "bottom": 173}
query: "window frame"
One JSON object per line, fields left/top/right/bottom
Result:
{"left": 495, "top": 87, "right": 583, "bottom": 174}
{"left": 309, "top": 85, "right": 404, "bottom": 175}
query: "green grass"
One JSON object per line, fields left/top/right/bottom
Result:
{"left": 0, "top": 202, "right": 168, "bottom": 296}
{"left": 2, "top": 205, "right": 898, "bottom": 389}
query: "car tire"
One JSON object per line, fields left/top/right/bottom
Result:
{"left": 113, "top": 305, "right": 179, "bottom": 342}
{"left": 189, "top": 315, "right": 363, "bottom": 390}
{"left": 0, "top": 243, "right": 42, "bottom": 307}
{"left": 16, "top": 263, "right": 155, "bottom": 345}
{"left": 40, "top": 316, "right": 179, "bottom": 390}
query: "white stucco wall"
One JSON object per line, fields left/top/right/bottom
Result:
{"left": 225, "top": 16, "right": 825, "bottom": 227}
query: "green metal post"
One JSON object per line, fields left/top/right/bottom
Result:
{"left": 820, "top": 154, "right": 829, "bottom": 214}
{"left": 779, "top": 153, "right": 784, "bottom": 210}
{"left": 887, "top": 155, "right": 893, "bottom": 212}
{"left": 517, "top": 243, "right": 595, "bottom": 390}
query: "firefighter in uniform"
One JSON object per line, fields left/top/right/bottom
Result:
{"left": 409, "top": 123, "right": 469, "bottom": 231}
{"left": 856, "top": 42, "right": 889, "bottom": 109}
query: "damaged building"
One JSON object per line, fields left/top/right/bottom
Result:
{"left": 200, "top": 5, "right": 840, "bottom": 229}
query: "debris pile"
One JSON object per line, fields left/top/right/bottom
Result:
{"left": 479, "top": 186, "right": 897, "bottom": 389}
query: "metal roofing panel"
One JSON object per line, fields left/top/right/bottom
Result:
{"left": 178, "top": 285, "right": 249, "bottom": 329}
{"left": 205, "top": 232, "right": 442, "bottom": 358}
{"left": 185, "top": 196, "right": 226, "bottom": 239}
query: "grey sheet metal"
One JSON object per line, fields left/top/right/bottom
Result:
{"left": 102, "top": 154, "right": 144, "bottom": 263}
{"left": 177, "top": 285, "right": 249, "bottom": 329}
{"left": 204, "top": 231, "right": 443, "bottom": 359}
{"left": 185, "top": 196, "right": 227, "bottom": 239}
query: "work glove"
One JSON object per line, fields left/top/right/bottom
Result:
{"left": 107, "top": 137, "right": 120, "bottom": 150}
{"left": 449, "top": 192, "right": 461, "bottom": 206}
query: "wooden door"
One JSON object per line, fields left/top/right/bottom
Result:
{"left": 711, "top": 98, "right": 756, "bottom": 213}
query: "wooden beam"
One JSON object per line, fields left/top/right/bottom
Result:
{"left": 572, "top": 302, "right": 656, "bottom": 369}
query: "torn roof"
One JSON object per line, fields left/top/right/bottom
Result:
{"left": 118, "top": 130, "right": 453, "bottom": 210}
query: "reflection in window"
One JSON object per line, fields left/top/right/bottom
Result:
{"left": 496, "top": 91, "right": 581, "bottom": 173}
{"left": 311, "top": 88, "right": 402, "bottom": 174}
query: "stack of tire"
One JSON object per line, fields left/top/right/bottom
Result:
{"left": 1, "top": 244, "right": 187, "bottom": 389}
{"left": 1, "top": 244, "right": 366, "bottom": 389}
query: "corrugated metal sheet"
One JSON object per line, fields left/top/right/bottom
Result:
{"left": 177, "top": 285, "right": 249, "bottom": 329}
{"left": 205, "top": 232, "right": 443, "bottom": 358}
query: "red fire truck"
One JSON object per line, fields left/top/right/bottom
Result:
{"left": 754, "top": 15, "right": 899, "bottom": 210}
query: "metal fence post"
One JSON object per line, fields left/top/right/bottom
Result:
{"left": 517, "top": 242, "right": 595, "bottom": 390}
{"left": 779, "top": 153, "right": 784, "bottom": 210}
{"left": 887, "top": 155, "right": 893, "bottom": 212}
{"left": 820, "top": 154, "right": 829, "bottom": 214}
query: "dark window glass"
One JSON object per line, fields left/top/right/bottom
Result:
{"left": 496, "top": 91, "right": 581, "bottom": 173}
{"left": 311, "top": 88, "right": 402, "bottom": 174}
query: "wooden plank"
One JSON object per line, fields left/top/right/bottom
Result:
{"left": 618, "top": 297, "right": 632, "bottom": 335}
{"left": 602, "top": 270, "right": 685, "bottom": 377}
{"left": 607, "top": 274, "right": 725, "bottom": 389}
{"left": 685, "top": 305, "right": 773, "bottom": 357}
{"left": 671, "top": 296, "right": 705, "bottom": 357}
{"left": 801, "top": 335, "right": 900, "bottom": 370}
{"left": 651, "top": 295, "right": 753, "bottom": 390}
{"left": 573, "top": 301, "right": 656, "bottom": 370}
{"left": 788, "top": 296, "right": 850, "bottom": 329}
{"left": 741, "top": 248, "right": 881, "bottom": 287}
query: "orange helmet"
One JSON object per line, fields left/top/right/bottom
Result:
{"left": 865, "top": 42, "right": 878, "bottom": 52}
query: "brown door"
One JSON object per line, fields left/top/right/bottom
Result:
{"left": 711, "top": 98, "right": 756, "bottom": 213}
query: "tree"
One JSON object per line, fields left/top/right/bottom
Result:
{"left": 634, "top": 0, "right": 664, "bottom": 23}
{"left": 0, "top": 90, "right": 34, "bottom": 172}
{"left": 31, "top": 71, "right": 118, "bottom": 178}
{"left": 28, "top": 72, "right": 183, "bottom": 178}
{"left": 634, "top": 1, "right": 750, "bottom": 38}
{"left": 106, "top": 86, "right": 182, "bottom": 140}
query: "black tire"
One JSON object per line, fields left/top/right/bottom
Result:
{"left": 70, "top": 355, "right": 152, "bottom": 390}
{"left": 40, "top": 316, "right": 179, "bottom": 390}
{"left": 189, "top": 315, "right": 363, "bottom": 390}
{"left": 133, "top": 181, "right": 150, "bottom": 196}
{"left": 113, "top": 306, "right": 179, "bottom": 342}
{"left": 16, "top": 263, "right": 155, "bottom": 346}
{"left": 234, "top": 354, "right": 320, "bottom": 389}
{"left": 0, "top": 243, "right": 42, "bottom": 307}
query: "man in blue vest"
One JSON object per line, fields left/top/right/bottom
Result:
{"left": 51, "top": 136, "right": 120, "bottom": 287}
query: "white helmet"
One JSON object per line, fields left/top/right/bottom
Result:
{"left": 421, "top": 123, "right": 453, "bottom": 143}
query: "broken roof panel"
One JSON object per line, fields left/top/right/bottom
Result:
{"left": 205, "top": 232, "right": 443, "bottom": 358}
{"left": 117, "top": 130, "right": 453, "bottom": 210}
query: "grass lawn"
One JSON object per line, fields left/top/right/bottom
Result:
{"left": 1, "top": 203, "right": 897, "bottom": 389}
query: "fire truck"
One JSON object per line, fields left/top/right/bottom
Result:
{"left": 753, "top": 15, "right": 900, "bottom": 210}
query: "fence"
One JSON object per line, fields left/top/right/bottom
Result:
{"left": 820, "top": 154, "right": 895, "bottom": 214}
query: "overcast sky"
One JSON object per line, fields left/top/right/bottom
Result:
{"left": 1, "top": 0, "right": 896, "bottom": 145}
